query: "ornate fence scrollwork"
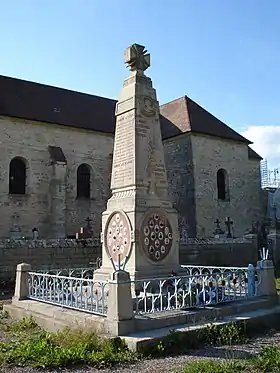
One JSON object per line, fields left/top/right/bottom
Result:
{"left": 39, "top": 257, "right": 102, "bottom": 278}
{"left": 27, "top": 271, "right": 108, "bottom": 316}
{"left": 133, "top": 264, "right": 259, "bottom": 314}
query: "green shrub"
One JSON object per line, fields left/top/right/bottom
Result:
{"left": 148, "top": 321, "right": 247, "bottom": 358}
{"left": 200, "top": 321, "right": 247, "bottom": 346}
{"left": 0, "top": 326, "right": 139, "bottom": 368}
{"left": 253, "top": 345, "right": 280, "bottom": 372}
{"left": 0, "top": 311, "right": 9, "bottom": 320}
{"left": 5, "top": 317, "right": 39, "bottom": 333}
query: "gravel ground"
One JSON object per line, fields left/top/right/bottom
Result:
{"left": 0, "top": 330, "right": 280, "bottom": 373}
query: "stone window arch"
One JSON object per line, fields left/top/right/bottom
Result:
{"left": 76, "top": 163, "right": 91, "bottom": 199}
{"left": 9, "top": 157, "right": 27, "bottom": 195}
{"left": 217, "top": 168, "right": 229, "bottom": 201}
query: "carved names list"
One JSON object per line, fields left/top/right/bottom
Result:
{"left": 111, "top": 112, "right": 135, "bottom": 188}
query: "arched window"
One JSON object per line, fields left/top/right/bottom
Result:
{"left": 217, "top": 168, "right": 229, "bottom": 201}
{"left": 77, "top": 164, "right": 91, "bottom": 199}
{"left": 9, "top": 157, "right": 27, "bottom": 195}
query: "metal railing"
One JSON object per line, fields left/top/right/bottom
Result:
{"left": 181, "top": 264, "right": 248, "bottom": 276}
{"left": 27, "top": 270, "right": 108, "bottom": 316}
{"left": 39, "top": 257, "right": 102, "bottom": 279}
{"left": 132, "top": 265, "right": 260, "bottom": 314}
{"left": 26, "top": 262, "right": 261, "bottom": 318}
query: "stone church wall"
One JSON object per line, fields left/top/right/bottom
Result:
{"left": 0, "top": 116, "right": 263, "bottom": 241}
{"left": 0, "top": 116, "right": 113, "bottom": 238}
{"left": 163, "top": 134, "right": 197, "bottom": 238}
{"left": 191, "top": 133, "right": 263, "bottom": 237}
{"left": 0, "top": 237, "right": 256, "bottom": 282}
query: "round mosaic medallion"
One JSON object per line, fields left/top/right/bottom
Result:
{"left": 140, "top": 210, "right": 173, "bottom": 262}
{"left": 105, "top": 211, "right": 132, "bottom": 264}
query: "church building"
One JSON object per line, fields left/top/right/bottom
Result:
{"left": 0, "top": 74, "right": 263, "bottom": 239}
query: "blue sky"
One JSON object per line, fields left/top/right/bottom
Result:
{"left": 1, "top": 0, "right": 280, "bottom": 168}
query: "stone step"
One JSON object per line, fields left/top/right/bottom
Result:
{"left": 4, "top": 298, "right": 107, "bottom": 334}
{"left": 4, "top": 303, "right": 70, "bottom": 333}
{"left": 126, "top": 304, "right": 280, "bottom": 351}
{"left": 134, "top": 296, "right": 279, "bottom": 332}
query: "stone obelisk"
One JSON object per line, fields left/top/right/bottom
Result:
{"left": 95, "top": 43, "right": 181, "bottom": 281}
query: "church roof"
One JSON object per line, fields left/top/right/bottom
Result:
{"left": 248, "top": 147, "right": 263, "bottom": 160}
{"left": 0, "top": 75, "right": 117, "bottom": 134}
{"left": 160, "top": 96, "right": 252, "bottom": 144}
{"left": 0, "top": 75, "right": 256, "bottom": 153}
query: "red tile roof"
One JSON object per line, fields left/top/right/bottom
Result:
{"left": 160, "top": 96, "right": 252, "bottom": 144}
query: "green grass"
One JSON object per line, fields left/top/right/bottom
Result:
{"left": 0, "top": 314, "right": 140, "bottom": 368}
{"left": 275, "top": 276, "right": 280, "bottom": 294}
{"left": 1, "top": 309, "right": 280, "bottom": 371}
{"left": 179, "top": 346, "right": 280, "bottom": 373}
{"left": 179, "top": 359, "right": 251, "bottom": 373}
{"left": 274, "top": 265, "right": 280, "bottom": 294}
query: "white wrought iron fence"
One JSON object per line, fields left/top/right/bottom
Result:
{"left": 181, "top": 264, "right": 248, "bottom": 276}
{"left": 132, "top": 265, "right": 260, "bottom": 314}
{"left": 38, "top": 257, "right": 102, "bottom": 279}
{"left": 25, "top": 262, "right": 262, "bottom": 317}
{"left": 27, "top": 271, "right": 108, "bottom": 316}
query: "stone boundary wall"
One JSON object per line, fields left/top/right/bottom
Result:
{"left": 181, "top": 237, "right": 251, "bottom": 245}
{"left": 0, "top": 238, "right": 102, "bottom": 280}
{"left": 0, "top": 237, "right": 257, "bottom": 284}
{"left": 180, "top": 237, "right": 257, "bottom": 267}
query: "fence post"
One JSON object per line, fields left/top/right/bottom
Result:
{"left": 256, "top": 259, "right": 277, "bottom": 296}
{"left": 247, "top": 264, "right": 256, "bottom": 296}
{"left": 13, "top": 263, "right": 31, "bottom": 301}
{"left": 106, "top": 270, "right": 134, "bottom": 336}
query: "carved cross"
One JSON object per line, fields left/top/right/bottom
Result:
{"left": 124, "top": 43, "right": 150, "bottom": 73}
{"left": 213, "top": 218, "right": 225, "bottom": 236}
{"left": 225, "top": 217, "right": 233, "bottom": 238}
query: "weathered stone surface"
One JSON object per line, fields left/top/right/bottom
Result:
{"left": 96, "top": 44, "right": 181, "bottom": 281}
{"left": 0, "top": 116, "right": 113, "bottom": 238}
{"left": 180, "top": 239, "right": 258, "bottom": 267}
{"left": 0, "top": 238, "right": 101, "bottom": 279}
{"left": 191, "top": 133, "right": 263, "bottom": 238}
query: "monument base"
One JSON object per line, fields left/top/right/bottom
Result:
{"left": 94, "top": 263, "right": 184, "bottom": 283}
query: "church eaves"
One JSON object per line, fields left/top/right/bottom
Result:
{"left": 160, "top": 95, "right": 252, "bottom": 144}
{"left": 0, "top": 74, "right": 253, "bottom": 147}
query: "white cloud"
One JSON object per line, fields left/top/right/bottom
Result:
{"left": 242, "top": 125, "right": 280, "bottom": 168}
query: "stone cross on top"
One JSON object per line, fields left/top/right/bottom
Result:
{"left": 124, "top": 43, "right": 150, "bottom": 73}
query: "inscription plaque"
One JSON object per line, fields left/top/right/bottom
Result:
{"left": 111, "top": 112, "right": 135, "bottom": 189}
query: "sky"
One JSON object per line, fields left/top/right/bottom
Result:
{"left": 1, "top": 0, "right": 280, "bottom": 169}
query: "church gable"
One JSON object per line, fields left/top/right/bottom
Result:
{"left": 160, "top": 95, "right": 251, "bottom": 144}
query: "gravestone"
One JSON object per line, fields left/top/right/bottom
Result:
{"left": 9, "top": 214, "right": 22, "bottom": 239}
{"left": 94, "top": 43, "right": 180, "bottom": 281}
{"left": 225, "top": 217, "right": 233, "bottom": 238}
{"left": 32, "top": 228, "right": 39, "bottom": 240}
{"left": 213, "top": 218, "right": 225, "bottom": 238}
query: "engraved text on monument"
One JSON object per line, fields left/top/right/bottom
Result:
{"left": 111, "top": 111, "right": 135, "bottom": 189}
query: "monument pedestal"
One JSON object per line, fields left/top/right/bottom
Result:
{"left": 94, "top": 44, "right": 181, "bottom": 282}
{"left": 268, "top": 232, "right": 280, "bottom": 264}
